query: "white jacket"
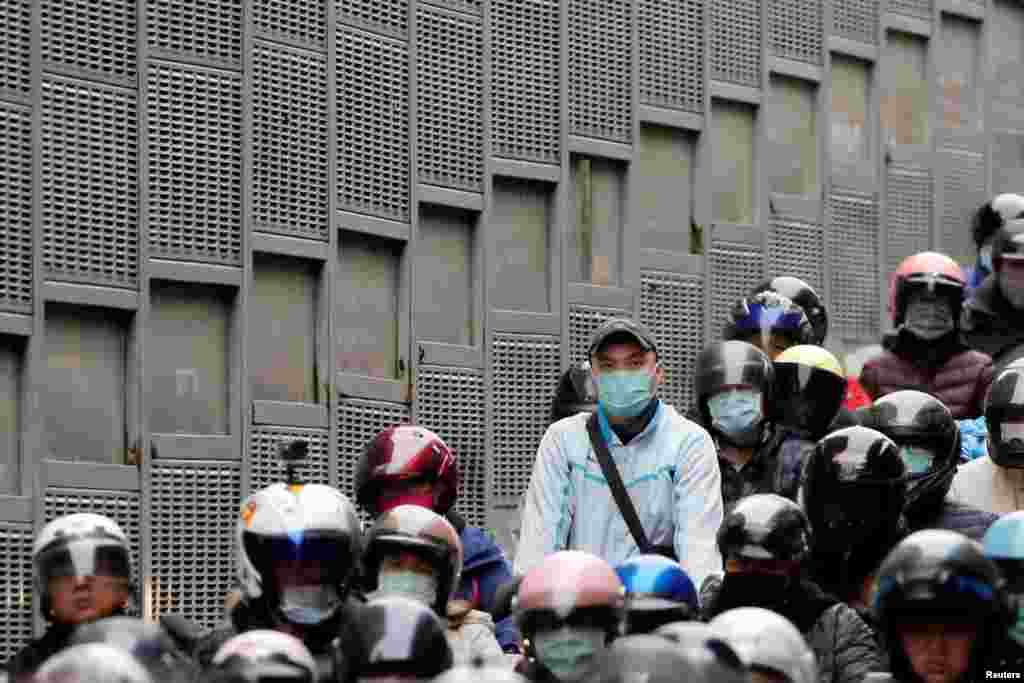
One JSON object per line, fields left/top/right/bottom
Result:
{"left": 446, "top": 608, "right": 505, "bottom": 666}
{"left": 513, "top": 402, "right": 724, "bottom": 589}
{"left": 948, "top": 454, "right": 1024, "bottom": 515}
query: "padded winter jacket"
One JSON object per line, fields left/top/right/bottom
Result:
{"left": 859, "top": 330, "right": 993, "bottom": 419}
{"left": 4, "top": 624, "right": 75, "bottom": 683}
{"left": 716, "top": 429, "right": 813, "bottom": 510}
{"left": 446, "top": 605, "right": 505, "bottom": 665}
{"left": 962, "top": 276, "right": 1024, "bottom": 366}
{"left": 907, "top": 499, "right": 999, "bottom": 542}
{"left": 449, "top": 515, "right": 520, "bottom": 651}
{"left": 949, "top": 455, "right": 1024, "bottom": 515}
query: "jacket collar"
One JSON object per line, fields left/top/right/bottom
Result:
{"left": 595, "top": 400, "right": 663, "bottom": 447}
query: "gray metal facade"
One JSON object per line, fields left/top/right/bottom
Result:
{"left": 0, "top": 0, "right": 1019, "bottom": 649}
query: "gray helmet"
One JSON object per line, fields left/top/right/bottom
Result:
{"left": 36, "top": 644, "right": 153, "bottom": 683}
{"left": 709, "top": 608, "right": 817, "bottom": 683}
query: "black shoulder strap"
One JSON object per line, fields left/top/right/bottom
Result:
{"left": 586, "top": 412, "right": 651, "bottom": 553}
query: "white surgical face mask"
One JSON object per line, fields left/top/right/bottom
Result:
{"left": 377, "top": 568, "right": 438, "bottom": 606}
{"left": 279, "top": 584, "right": 342, "bottom": 625}
{"left": 532, "top": 626, "right": 606, "bottom": 682}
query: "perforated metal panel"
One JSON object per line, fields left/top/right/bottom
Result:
{"left": 0, "top": 0, "right": 31, "bottom": 99}
{"left": 887, "top": 0, "right": 931, "bottom": 19}
{"left": 638, "top": 0, "right": 704, "bottom": 113}
{"left": 829, "top": 188, "right": 880, "bottom": 339}
{"left": 337, "top": 0, "right": 408, "bottom": 38}
{"left": 0, "top": 522, "right": 32, "bottom": 660}
{"left": 42, "top": 77, "right": 138, "bottom": 287}
{"left": 769, "top": 0, "right": 822, "bottom": 65}
{"left": 147, "top": 0, "right": 241, "bottom": 66}
{"left": 640, "top": 272, "right": 704, "bottom": 412}
{"left": 42, "top": 0, "right": 135, "bottom": 80}
{"left": 0, "top": 103, "right": 33, "bottom": 312}
{"left": 249, "top": 426, "right": 329, "bottom": 492}
{"left": 149, "top": 461, "right": 239, "bottom": 627}
{"left": 491, "top": 0, "right": 560, "bottom": 163}
{"left": 416, "top": 367, "right": 486, "bottom": 528}
{"left": 337, "top": 28, "right": 409, "bottom": 222}
{"left": 885, "top": 164, "right": 933, "bottom": 275}
{"left": 710, "top": 238, "right": 762, "bottom": 341}
{"left": 429, "top": 0, "right": 481, "bottom": 15}
{"left": 769, "top": 216, "right": 824, "bottom": 293}
{"left": 253, "top": 0, "right": 324, "bottom": 47}
{"left": 417, "top": 6, "right": 483, "bottom": 192}
{"left": 568, "top": 0, "right": 633, "bottom": 142}
{"left": 148, "top": 62, "right": 242, "bottom": 264}
{"left": 337, "top": 398, "right": 410, "bottom": 519}
{"left": 253, "top": 42, "right": 327, "bottom": 241}
{"left": 831, "top": 0, "right": 877, "bottom": 45}
{"left": 568, "top": 305, "right": 633, "bottom": 363}
{"left": 492, "top": 334, "right": 560, "bottom": 499}
{"left": 939, "top": 146, "right": 985, "bottom": 265}
{"left": 711, "top": 0, "right": 761, "bottom": 88}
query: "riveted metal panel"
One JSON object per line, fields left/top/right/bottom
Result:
{"left": 568, "top": 0, "right": 633, "bottom": 142}
{"left": 42, "top": 77, "right": 138, "bottom": 287}
{"left": 830, "top": 0, "right": 877, "bottom": 45}
{"left": 148, "top": 460, "right": 239, "bottom": 627}
{"left": 147, "top": 0, "right": 241, "bottom": 66}
{"left": 336, "top": 398, "right": 410, "bottom": 519}
{"left": 885, "top": 163, "right": 933, "bottom": 275}
{"left": 769, "top": 0, "right": 823, "bottom": 65}
{"left": 253, "top": 41, "right": 328, "bottom": 241}
{"left": 0, "top": 103, "right": 33, "bottom": 312}
{"left": 638, "top": 0, "right": 704, "bottom": 113}
{"left": 416, "top": 367, "right": 486, "bottom": 528}
{"left": 710, "top": 238, "right": 762, "bottom": 341}
{"left": 828, "top": 188, "right": 880, "bottom": 339}
{"left": 640, "top": 272, "right": 703, "bottom": 411}
{"left": 0, "top": 523, "right": 32, "bottom": 659}
{"left": 337, "top": 28, "right": 409, "bottom": 222}
{"left": 888, "top": 0, "right": 932, "bottom": 19}
{"left": 42, "top": 0, "right": 135, "bottom": 80}
{"left": 337, "top": 0, "right": 407, "bottom": 39}
{"left": 568, "top": 305, "right": 632, "bottom": 363}
{"left": 770, "top": 216, "right": 824, "bottom": 292}
{"left": 253, "top": 0, "right": 325, "bottom": 48}
{"left": 939, "top": 147, "right": 985, "bottom": 265}
{"left": 0, "top": 0, "right": 31, "bottom": 99}
{"left": 492, "top": 334, "right": 560, "bottom": 499}
{"left": 249, "top": 427, "right": 329, "bottom": 492}
{"left": 148, "top": 62, "right": 242, "bottom": 264}
{"left": 417, "top": 6, "right": 483, "bottom": 192}
{"left": 711, "top": 0, "right": 761, "bottom": 88}
{"left": 491, "top": 0, "right": 560, "bottom": 163}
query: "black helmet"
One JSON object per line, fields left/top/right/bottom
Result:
{"left": 802, "top": 427, "right": 908, "bottom": 553}
{"left": 986, "top": 359, "right": 1024, "bottom": 469}
{"left": 588, "top": 635, "right": 749, "bottom": 683}
{"left": 551, "top": 361, "right": 598, "bottom": 424}
{"left": 334, "top": 597, "right": 453, "bottom": 683}
{"left": 71, "top": 617, "right": 196, "bottom": 683}
{"left": 694, "top": 341, "right": 773, "bottom": 447}
{"left": 771, "top": 345, "right": 847, "bottom": 441}
{"left": 717, "top": 494, "right": 811, "bottom": 565}
{"left": 975, "top": 194, "right": 1024, "bottom": 250}
{"left": 722, "top": 291, "right": 814, "bottom": 356}
{"left": 749, "top": 276, "right": 828, "bottom": 345}
{"left": 859, "top": 391, "right": 959, "bottom": 519}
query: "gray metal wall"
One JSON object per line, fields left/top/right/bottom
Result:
{"left": 0, "top": 0, "right": 1020, "bottom": 648}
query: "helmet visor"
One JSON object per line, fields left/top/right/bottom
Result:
{"left": 773, "top": 364, "right": 846, "bottom": 439}
{"left": 36, "top": 539, "right": 130, "bottom": 584}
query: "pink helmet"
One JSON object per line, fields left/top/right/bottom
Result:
{"left": 887, "top": 252, "right": 965, "bottom": 325}
{"left": 516, "top": 551, "right": 624, "bottom": 640}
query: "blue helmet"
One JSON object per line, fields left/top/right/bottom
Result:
{"left": 615, "top": 555, "right": 699, "bottom": 634}
{"left": 983, "top": 511, "right": 1024, "bottom": 584}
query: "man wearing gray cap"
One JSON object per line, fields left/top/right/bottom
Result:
{"left": 514, "top": 318, "right": 724, "bottom": 589}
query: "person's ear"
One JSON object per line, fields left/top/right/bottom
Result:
{"left": 654, "top": 361, "right": 665, "bottom": 386}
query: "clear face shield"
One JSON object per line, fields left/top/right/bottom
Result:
{"left": 36, "top": 539, "right": 131, "bottom": 595}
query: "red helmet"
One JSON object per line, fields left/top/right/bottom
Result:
{"left": 355, "top": 425, "right": 458, "bottom": 515}
{"left": 887, "top": 252, "right": 965, "bottom": 326}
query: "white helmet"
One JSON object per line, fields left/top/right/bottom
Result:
{"left": 213, "top": 630, "right": 317, "bottom": 682}
{"left": 237, "top": 483, "right": 361, "bottom": 626}
{"left": 36, "top": 643, "right": 152, "bottom": 683}
{"left": 709, "top": 608, "right": 817, "bottom": 683}
{"left": 33, "top": 513, "right": 132, "bottom": 617}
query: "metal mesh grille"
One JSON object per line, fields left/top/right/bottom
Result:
{"left": 149, "top": 461, "right": 239, "bottom": 628}
{"left": 337, "top": 28, "right": 409, "bottom": 222}
{"left": 491, "top": 0, "right": 560, "bottom": 163}
{"left": 0, "top": 0, "right": 31, "bottom": 98}
{"left": 0, "top": 523, "right": 33, "bottom": 661}
{"left": 492, "top": 334, "right": 560, "bottom": 499}
{"left": 711, "top": 0, "right": 761, "bottom": 88}
{"left": 885, "top": 164, "right": 933, "bottom": 275}
{"left": 417, "top": 6, "right": 483, "bottom": 192}
{"left": 337, "top": 0, "right": 408, "bottom": 39}
{"left": 416, "top": 367, "right": 486, "bottom": 528}
{"left": 568, "top": 305, "right": 633, "bottom": 363}
{"left": 888, "top": 0, "right": 932, "bottom": 19}
{"left": 769, "top": 0, "right": 823, "bottom": 65}
{"left": 940, "top": 147, "right": 985, "bottom": 264}
{"left": 249, "top": 426, "right": 329, "bottom": 492}
{"left": 568, "top": 0, "right": 632, "bottom": 142}
{"left": 42, "top": 77, "right": 138, "bottom": 287}
{"left": 831, "top": 0, "right": 877, "bottom": 45}
{"left": 638, "top": 0, "right": 704, "bottom": 113}
{"left": 770, "top": 216, "right": 824, "bottom": 292}
{"left": 710, "top": 239, "right": 762, "bottom": 341}
{"left": 428, "top": 0, "right": 481, "bottom": 15}
{"left": 0, "top": 103, "right": 33, "bottom": 312}
{"left": 147, "top": 0, "right": 241, "bottom": 66}
{"left": 148, "top": 62, "right": 242, "bottom": 264}
{"left": 253, "top": 42, "right": 327, "bottom": 241}
{"left": 337, "top": 398, "right": 410, "bottom": 521}
{"left": 253, "top": 0, "right": 325, "bottom": 47}
{"left": 640, "top": 272, "right": 703, "bottom": 412}
{"left": 829, "top": 188, "right": 880, "bottom": 339}
{"left": 42, "top": 0, "right": 135, "bottom": 80}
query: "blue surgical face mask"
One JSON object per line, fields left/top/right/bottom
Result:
{"left": 532, "top": 626, "right": 606, "bottom": 681}
{"left": 707, "top": 389, "right": 763, "bottom": 447}
{"left": 899, "top": 445, "right": 935, "bottom": 476}
{"left": 595, "top": 369, "right": 655, "bottom": 418}
{"left": 279, "top": 584, "right": 342, "bottom": 625}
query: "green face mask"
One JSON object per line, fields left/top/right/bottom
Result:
{"left": 532, "top": 626, "right": 606, "bottom": 682}
{"left": 1011, "top": 602, "right": 1024, "bottom": 647}
{"left": 899, "top": 445, "right": 935, "bottom": 476}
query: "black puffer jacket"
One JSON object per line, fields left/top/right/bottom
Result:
{"left": 4, "top": 623, "right": 76, "bottom": 682}
{"left": 907, "top": 499, "right": 999, "bottom": 542}
{"left": 962, "top": 276, "right": 1024, "bottom": 366}
{"left": 715, "top": 428, "right": 814, "bottom": 510}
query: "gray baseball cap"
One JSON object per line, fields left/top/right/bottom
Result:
{"left": 588, "top": 318, "right": 658, "bottom": 358}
